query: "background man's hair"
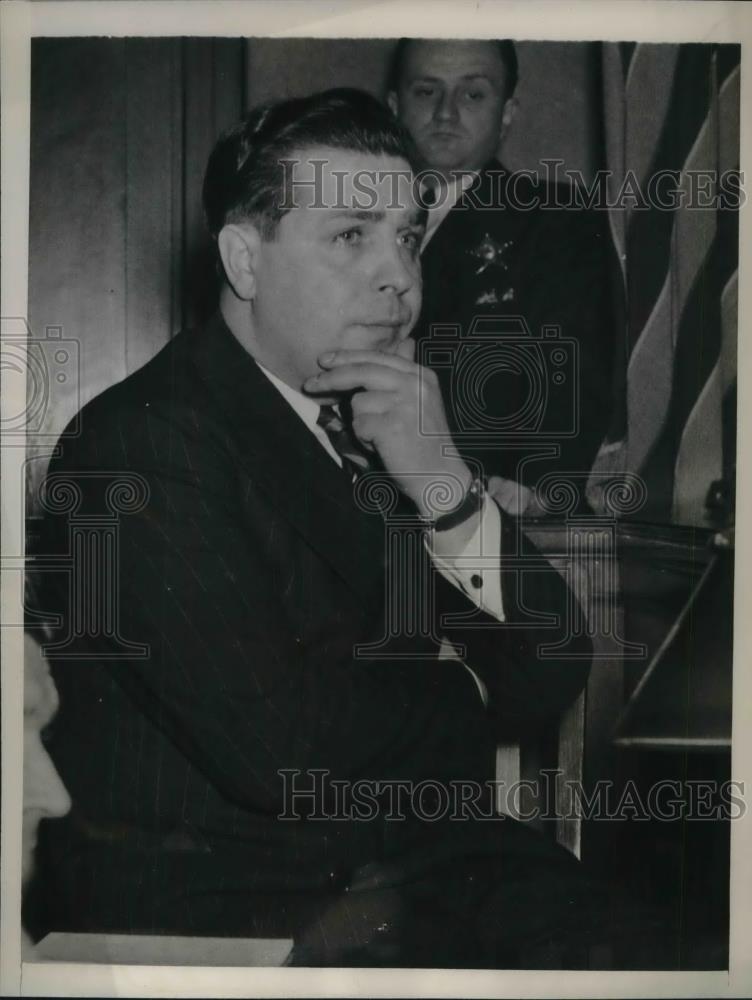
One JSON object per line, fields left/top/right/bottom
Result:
{"left": 386, "top": 38, "right": 519, "bottom": 98}
{"left": 203, "top": 87, "right": 418, "bottom": 240}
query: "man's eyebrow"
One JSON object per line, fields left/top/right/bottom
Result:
{"left": 328, "top": 209, "right": 386, "bottom": 222}
{"left": 409, "top": 73, "right": 495, "bottom": 83}
{"left": 326, "top": 208, "right": 426, "bottom": 228}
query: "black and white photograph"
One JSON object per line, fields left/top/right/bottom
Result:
{"left": 1, "top": 1, "right": 751, "bottom": 996}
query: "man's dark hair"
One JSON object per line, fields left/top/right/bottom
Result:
{"left": 386, "top": 38, "right": 519, "bottom": 98}
{"left": 203, "top": 87, "right": 418, "bottom": 240}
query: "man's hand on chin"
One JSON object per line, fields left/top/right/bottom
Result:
{"left": 303, "top": 338, "right": 472, "bottom": 521}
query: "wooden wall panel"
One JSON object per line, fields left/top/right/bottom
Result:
{"left": 124, "top": 39, "right": 183, "bottom": 374}
{"left": 27, "top": 38, "right": 245, "bottom": 510}
{"left": 182, "top": 39, "right": 245, "bottom": 328}
{"left": 28, "top": 38, "right": 129, "bottom": 503}
{"left": 245, "top": 37, "right": 395, "bottom": 103}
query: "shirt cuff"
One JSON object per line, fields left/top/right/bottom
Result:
{"left": 425, "top": 494, "right": 505, "bottom": 623}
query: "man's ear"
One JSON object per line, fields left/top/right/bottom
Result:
{"left": 500, "top": 96, "right": 518, "bottom": 141}
{"left": 387, "top": 91, "right": 399, "bottom": 117}
{"left": 217, "top": 223, "right": 262, "bottom": 301}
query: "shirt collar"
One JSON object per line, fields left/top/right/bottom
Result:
{"left": 254, "top": 360, "right": 343, "bottom": 466}
{"left": 255, "top": 361, "right": 319, "bottom": 427}
{"left": 421, "top": 171, "right": 477, "bottom": 250}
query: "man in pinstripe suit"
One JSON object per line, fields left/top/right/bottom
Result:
{"left": 36, "top": 89, "right": 603, "bottom": 967}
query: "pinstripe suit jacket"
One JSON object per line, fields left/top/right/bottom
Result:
{"left": 37, "top": 313, "right": 590, "bottom": 936}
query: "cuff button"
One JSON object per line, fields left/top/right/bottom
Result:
{"left": 470, "top": 574, "right": 483, "bottom": 589}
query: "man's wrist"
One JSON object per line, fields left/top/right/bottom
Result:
{"left": 416, "top": 469, "right": 484, "bottom": 529}
{"left": 433, "top": 476, "right": 486, "bottom": 532}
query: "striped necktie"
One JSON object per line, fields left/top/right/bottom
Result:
{"left": 316, "top": 404, "right": 372, "bottom": 478}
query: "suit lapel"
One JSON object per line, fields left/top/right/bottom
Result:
{"left": 188, "top": 315, "right": 387, "bottom": 604}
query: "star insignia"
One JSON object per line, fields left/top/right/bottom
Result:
{"left": 467, "top": 234, "right": 513, "bottom": 275}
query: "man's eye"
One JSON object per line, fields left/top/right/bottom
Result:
{"left": 465, "top": 90, "right": 486, "bottom": 102}
{"left": 413, "top": 86, "right": 435, "bottom": 98}
{"left": 399, "top": 231, "right": 422, "bottom": 254}
{"left": 334, "top": 227, "right": 362, "bottom": 246}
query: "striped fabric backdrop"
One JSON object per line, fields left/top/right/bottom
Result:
{"left": 589, "top": 42, "right": 740, "bottom": 526}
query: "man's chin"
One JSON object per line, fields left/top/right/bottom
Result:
{"left": 420, "top": 155, "right": 471, "bottom": 177}
{"left": 420, "top": 137, "right": 467, "bottom": 162}
{"left": 370, "top": 337, "right": 402, "bottom": 354}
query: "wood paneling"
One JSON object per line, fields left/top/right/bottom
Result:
{"left": 27, "top": 38, "right": 245, "bottom": 510}
{"left": 124, "top": 39, "right": 182, "bottom": 374}
{"left": 245, "top": 37, "right": 395, "bottom": 104}
{"left": 29, "top": 38, "right": 129, "bottom": 502}
{"left": 182, "top": 39, "right": 245, "bottom": 328}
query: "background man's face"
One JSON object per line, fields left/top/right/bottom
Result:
{"left": 389, "top": 40, "right": 514, "bottom": 176}
{"left": 23, "top": 635, "right": 71, "bottom": 886}
{"left": 248, "top": 146, "right": 423, "bottom": 390}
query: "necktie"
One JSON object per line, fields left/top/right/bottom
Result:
{"left": 316, "top": 404, "right": 373, "bottom": 478}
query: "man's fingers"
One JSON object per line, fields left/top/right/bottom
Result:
{"left": 317, "top": 348, "right": 415, "bottom": 373}
{"left": 304, "top": 363, "right": 406, "bottom": 395}
{"left": 351, "top": 412, "right": 384, "bottom": 446}
{"left": 350, "top": 390, "right": 398, "bottom": 415}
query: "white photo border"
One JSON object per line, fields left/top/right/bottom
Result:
{"left": 2, "top": 1, "right": 750, "bottom": 996}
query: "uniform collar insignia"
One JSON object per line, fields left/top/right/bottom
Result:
{"left": 467, "top": 233, "right": 514, "bottom": 275}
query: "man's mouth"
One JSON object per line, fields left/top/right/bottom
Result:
{"left": 361, "top": 318, "right": 410, "bottom": 334}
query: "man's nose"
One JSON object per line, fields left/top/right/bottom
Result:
{"left": 24, "top": 735, "right": 72, "bottom": 818}
{"left": 374, "top": 242, "right": 415, "bottom": 297}
{"left": 433, "top": 89, "right": 459, "bottom": 123}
